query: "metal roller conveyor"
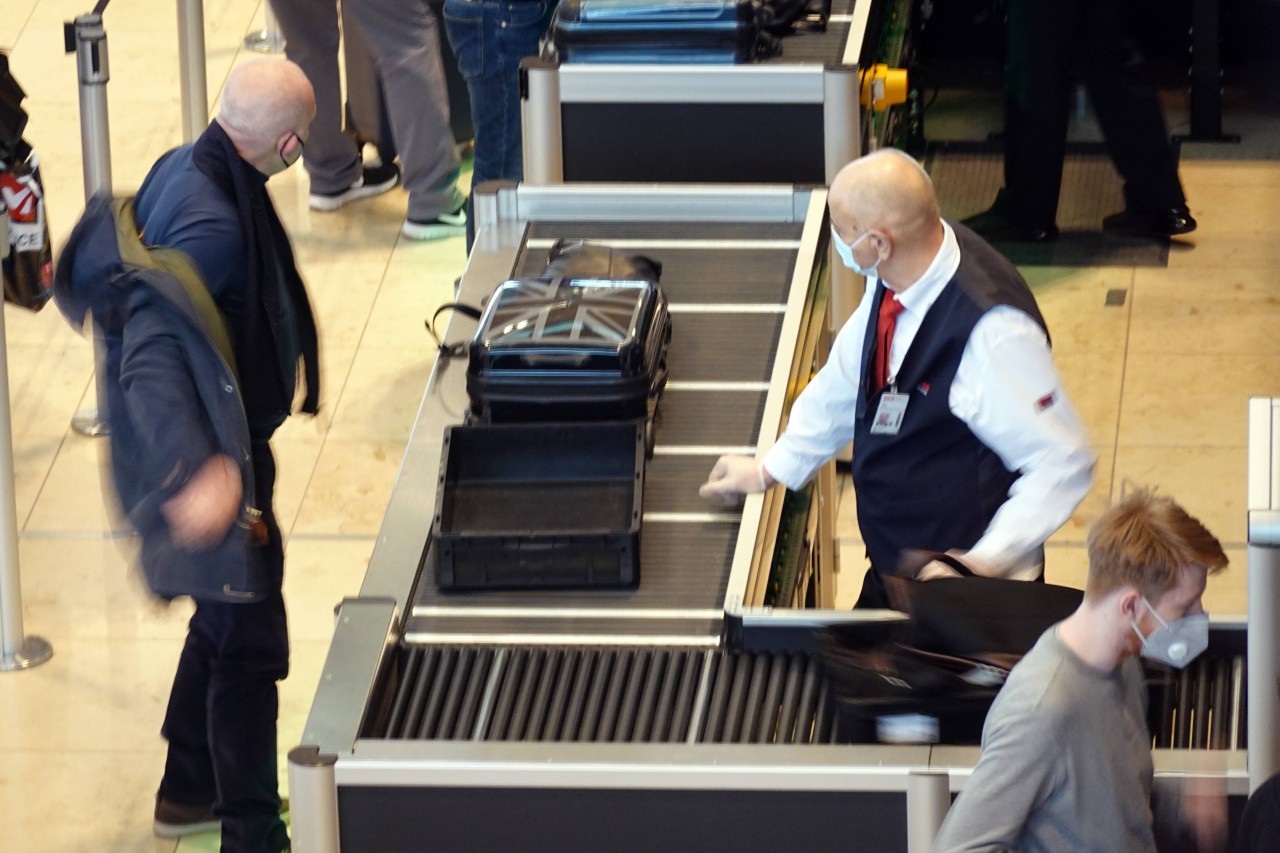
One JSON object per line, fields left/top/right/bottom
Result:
{"left": 288, "top": 188, "right": 1264, "bottom": 853}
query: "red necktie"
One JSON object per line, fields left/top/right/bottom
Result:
{"left": 872, "top": 291, "right": 905, "bottom": 394}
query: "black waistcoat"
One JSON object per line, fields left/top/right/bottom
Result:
{"left": 851, "top": 222, "right": 1048, "bottom": 577}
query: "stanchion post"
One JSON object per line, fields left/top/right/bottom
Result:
{"left": 66, "top": 12, "right": 111, "bottom": 437}
{"left": 1247, "top": 539, "right": 1280, "bottom": 793}
{"left": 176, "top": 0, "right": 208, "bottom": 142}
{"left": 72, "top": 13, "right": 111, "bottom": 200}
{"left": 287, "top": 746, "right": 341, "bottom": 853}
{"left": 906, "top": 770, "right": 950, "bottom": 853}
{"left": 0, "top": 218, "right": 53, "bottom": 672}
{"left": 1246, "top": 396, "right": 1280, "bottom": 793}
{"left": 245, "top": 3, "right": 286, "bottom": 53}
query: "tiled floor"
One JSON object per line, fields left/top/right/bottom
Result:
{"left": 0, "top": 3, "right": 1276, "bottom": 851}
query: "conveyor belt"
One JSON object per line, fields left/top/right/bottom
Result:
{"left": 374, "top": 645, "right": 836, "bottom": 744}
{"left": 404, "top": 217, "right": 813, "bottom": 640}
{"left": 760, "top": 0, "right": 856, "bottom": 65}
{"left": 1151, "top": 654, "right": 1247, "bottom": 751}
{"left": 373, "top": 643, "right": 1249, "bottom": 751}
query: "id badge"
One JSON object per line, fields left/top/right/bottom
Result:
{"left": 869, "top": 391, "right": 909, "bottom": 435}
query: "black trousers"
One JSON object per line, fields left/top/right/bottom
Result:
{"left": 157, "top": 444, "right": 290, "bottom": 853}
{"left": 998, "top": 0, "right": 1186, "bottom": 227}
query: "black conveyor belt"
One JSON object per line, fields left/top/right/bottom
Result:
{"left": 405, "top": 218, "right": 814, "bottom": 640}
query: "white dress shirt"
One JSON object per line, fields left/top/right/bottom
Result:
{"left": 763, "top": 221, "right": 1095, "bottom": 580}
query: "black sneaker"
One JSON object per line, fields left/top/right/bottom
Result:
{"left": 309, "top": 161, "right": 401, "bottom": 212}
{"left": 154, "top": 797, "right": 220, "bottom": 838}
{"left": 401, "top": 199, "right": 467, "bottom": 241}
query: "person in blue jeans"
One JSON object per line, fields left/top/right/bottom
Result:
{"left": 443, "top": 0, "right": 557, "bottom": 250}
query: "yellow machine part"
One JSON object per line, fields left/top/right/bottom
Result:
{"left": 860, "top": 64, "right": 909, "bottom": 110}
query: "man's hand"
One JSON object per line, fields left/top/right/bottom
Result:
{"left": 897, "top": 548, "right": 974, "bottom": 581}
{"left": 161, "top": 454, "right": 243, "bottom": 551}
{"left": 1181, "top": 777, "right": 1228, "bottom": 853}
{"left": 916, "top": 561, "right": 963, "bottom": 581}
{"left": 699, "top": 456, "right": 771, "bottom": 503}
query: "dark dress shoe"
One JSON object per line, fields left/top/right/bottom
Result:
{"left": 961, "top": 208, "right": 1059, "bottom": 243}
{"left": 1102, "top": 206, "right": 1197, "bottom": 238}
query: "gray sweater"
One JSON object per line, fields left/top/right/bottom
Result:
{"left": 932, "top": 626, "right": 1155, "bottom": 853}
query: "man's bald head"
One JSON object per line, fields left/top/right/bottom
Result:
{"left": 215, "top": 59, "right": 316, "bottom": 175}
{"left": 828, "top": 149, "right": 944, "bottom": 292}
{"left": 830, "top": 149, "right": 940, "bottom": 240}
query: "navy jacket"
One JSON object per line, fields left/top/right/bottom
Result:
{"left": 54, "top": 194, "right": 268, "bottom": 602}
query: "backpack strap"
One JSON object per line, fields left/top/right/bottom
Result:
{"left": 111, "top": 196, "right": 239, "bottom": 381}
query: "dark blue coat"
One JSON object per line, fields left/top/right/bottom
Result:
{"left": 53, "top": 194, "right": 269, "bottom": 602}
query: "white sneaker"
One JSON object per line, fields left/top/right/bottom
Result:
{"left": 401, "top": 201, "right": 467, "bottom": 241}
{"left": 309, "top": 162, "right": 400, "bottom": 212}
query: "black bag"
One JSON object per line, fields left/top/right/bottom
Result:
{"left": 820, "top": 575, "right": 1083, "bottom": 744}
{"left": 466, "top": 240, "right": 672, "bottom": 425}
{"left": 552, "top": 0, "right": 768, "bottom": 64}
{"left": 1, "top": 151, "right": 53, "bottom": 312}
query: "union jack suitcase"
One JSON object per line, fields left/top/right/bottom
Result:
{"left": 466, "top": 274, "right": 671, "bottom": 424}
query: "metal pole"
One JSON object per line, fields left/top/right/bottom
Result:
{"left": 0, "top": 217, "right": 53, "bottom": 672}
{"left": 287, "top": 746, "right": 341, "bottom": 853}
{"left": 519, "top": 57, "right": 563, "bottom": 186}
{"left": 906, "top": 770, "right": 950, "bottom": 853}
{"left": 245, "top": 2, "right": 286, "bottom": 53}
{"left": 73, "top": 14, "right": 111, "bottom": 200}
{"left": 1246, "top": 544, "right": 1279, "bottom": 792}
{"left": 69, "top": 13, "right": 111, "bottom": 438}
{"left": 1246, "top": 396, "right": 1280, "bottom": 793}
{"left": 176, "top": 0, "right": 208, "bottom": 142}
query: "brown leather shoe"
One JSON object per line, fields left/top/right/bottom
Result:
{"left": 153, "top": 797, "right": 220, "bottom": 838}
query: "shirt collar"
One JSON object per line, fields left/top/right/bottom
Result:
{"left": 882, "top": 220, "right": 960, "bottom": 318}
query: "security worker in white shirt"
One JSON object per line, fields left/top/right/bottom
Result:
{"left": 699, "top": 149, "right": 1095, "bottom": 608}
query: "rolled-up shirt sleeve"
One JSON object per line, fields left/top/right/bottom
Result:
{"left": 762, "top": 282, "right": 875, "bottom": 490}
{"left": 950, "top": 307, "right": 1095, "bottom": 579}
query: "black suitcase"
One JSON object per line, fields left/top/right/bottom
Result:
{"left": 551, "top": 0, "right": 762, "bottom": 64}
{"left": 467, "top": 242, "right": 671, "bottom": 425}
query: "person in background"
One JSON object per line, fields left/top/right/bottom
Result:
{"left": 269, "top": 0, "right": 401, "bottom": 212}
{"left": 962, "top": 0, "right": 1196, "bottom": 242}
{"left": 442, "top": 0, "right": 556, "bottom": 250}
{"left": 699, "top": 148, "right": 1094, "bottom": 608}
{"left": 345, "top": 0, "right": 468, "bottom": 239}
{"left": 53, "top": 59, "right": 321, "bottom": 853}
{"left": 933, "top": 488, "right": 1229, "bottom": 853}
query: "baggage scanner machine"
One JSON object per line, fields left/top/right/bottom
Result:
{"left": 289, "top": 185, "right": 1256, "bottom": 852}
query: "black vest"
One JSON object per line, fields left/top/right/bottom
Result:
{"left": 851, "top": 222, "right": 1049, "bottom": 579}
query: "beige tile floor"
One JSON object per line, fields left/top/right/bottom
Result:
{"left": 0, "top": 4, "right": 1275, "bottom": 851}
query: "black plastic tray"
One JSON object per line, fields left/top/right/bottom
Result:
{"left": 433, "top": 421, "right": 645, "bottom": 590}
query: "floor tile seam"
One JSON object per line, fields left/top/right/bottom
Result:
{"left": 1112, "top": 442, "right": 1249, "bottom": 450}
{"left": 279, "top": 353, "right": 364, "bottom": 540}
{"left": 17, "top": 390, "right": 94, "bottom": 536}
{"left": 282, "top": 248, "right": 403, "bottom": 538}
{"left": 1099, "top": 267, "right": 1134, "bottom": 459}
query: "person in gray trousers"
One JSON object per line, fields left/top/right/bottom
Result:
{"left": 268, "top": 0, "right": 402, "bottom": 212}
{"left": 343, "top": 0, "right": 468, "bottom": 240}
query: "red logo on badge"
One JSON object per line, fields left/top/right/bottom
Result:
{"left": 1037, "top": 393, "right": 1057, "bottom": 411}
{"left": 0, "top": 173, "right": 39, "bottom": 223}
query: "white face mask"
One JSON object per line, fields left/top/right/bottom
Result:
{"left": 831, "top": 227, "right": 881, "bottom": 277}
{"left": 1131, "top": 597, "right": 1209, "bottom": 669}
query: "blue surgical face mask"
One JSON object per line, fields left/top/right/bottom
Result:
{"left": 831, "top": 226, "right": 881, "bottom": 277}
{"left": 1131, "top": 597, "right": 1209, "bottom": 669}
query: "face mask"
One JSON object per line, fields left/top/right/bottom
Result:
{"left": 1131, "top": 597, "right": 1208, "bottom": 669}
{"left": 831, "top": 227, "right": 881, "bottom": 277}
